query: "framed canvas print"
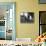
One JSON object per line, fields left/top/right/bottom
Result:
{"left": 20, "top": 12, "right": 34, "bottom": 23}
{"left": 39, "top": 0, "right": 46, "bottom": 4}
{"left": 0, "top": 2, "right": 16, "bottom": 40}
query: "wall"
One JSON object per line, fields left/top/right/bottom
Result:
{"left": 0, "top": 0, "right": 46, "bottom": 40}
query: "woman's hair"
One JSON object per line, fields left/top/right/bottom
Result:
{"left": 43, "top": 32, "right": 46, "bottom": 36}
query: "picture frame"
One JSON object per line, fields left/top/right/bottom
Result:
{"left": 39, "top": 0, "right": 46, "bottom": 4}
{"left": 20, "top": 12, "right": 34, "bottom": 23}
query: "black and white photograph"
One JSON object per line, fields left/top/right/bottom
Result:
{"left": 20, "top": 12, "right": 34, "bottom": 23}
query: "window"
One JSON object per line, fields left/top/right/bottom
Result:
{"left": 0, "top": 2, "right": 16, "bottom": 40}
{"left": 39, "top": 11, "right": 46, "bottom": 35}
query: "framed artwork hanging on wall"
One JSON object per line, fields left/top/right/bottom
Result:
{"left": 39, "top": 0, "right": 46, "bottom": 4}
{"left": 20, "top": 12, "right": 34, "bottom": 23}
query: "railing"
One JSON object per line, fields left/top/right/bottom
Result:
{"left": 0, "top": 40, "right": 43, "bottom": 46}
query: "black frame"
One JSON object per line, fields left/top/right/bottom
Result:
{"left": 39, "top": 11, "right": 46, "bottom": 36}
{"left": 20, "top": 12, "right": 34, "bottom": 23}
{"left": 39, "top": 0, "right": 46, "bottom": 4}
